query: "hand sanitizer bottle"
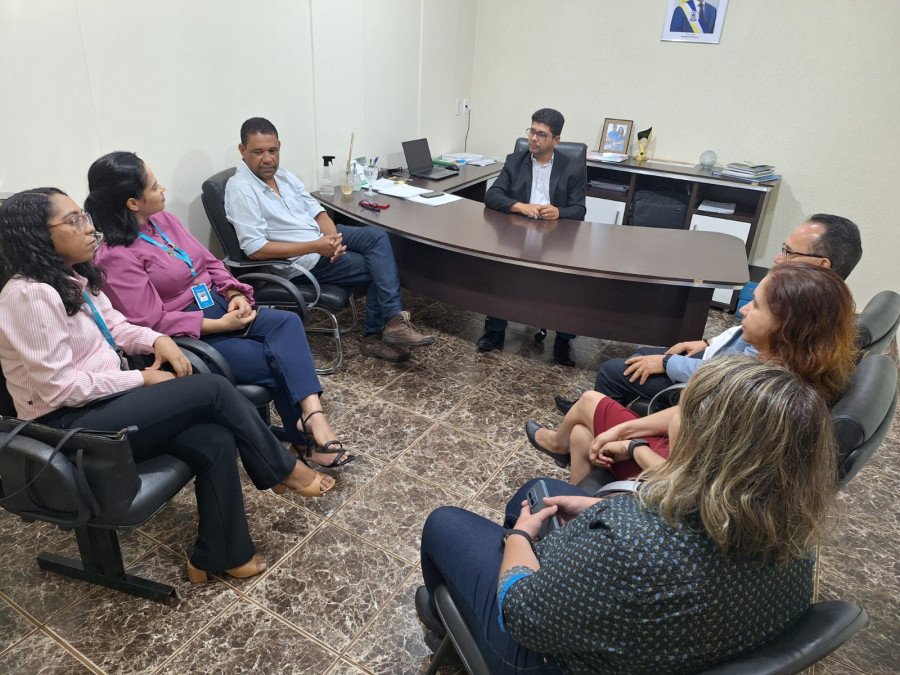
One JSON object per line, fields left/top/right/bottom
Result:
{"left": 320, "top": 155, "right": 335, "bottom": 196}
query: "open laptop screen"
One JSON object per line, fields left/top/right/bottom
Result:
{"left": 402, "top": 138, "right": 434, "bottom": 174}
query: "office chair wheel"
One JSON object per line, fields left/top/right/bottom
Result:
{"left": 534, "top": 328, "right": 547, "bottom": 343}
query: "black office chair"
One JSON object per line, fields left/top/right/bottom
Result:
{"left": 513, "top": 137, "right": 588, "bottom": 166}
{"left": 201, "top": 168, "right": 358, "bottom": 374}
{"left": 0, "top": 372, "right": 193, "bottom": 603}
{"left": 833, "top": 353, "right": 897, "bottom": 487}
{"left": 425, "top": 584, "right": 867, "bottom": 675}
{"left": 855, "top": 290, "right": 900, "bottom": 356}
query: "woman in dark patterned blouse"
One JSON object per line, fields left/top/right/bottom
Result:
{"left": 418, "top": 356, "right": 837, "bottom": 673}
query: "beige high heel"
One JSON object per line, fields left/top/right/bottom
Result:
{"left": 271, "top": 470, "right": 335, "bottom": 497}
{"left": 186, "top": 555, "right": 267, "bottom": 583}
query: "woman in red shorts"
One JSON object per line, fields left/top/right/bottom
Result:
{"left": 526, "top": 262, "right": 857, "bottom": 483}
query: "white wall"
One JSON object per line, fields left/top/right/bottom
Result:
{"left": 0, "top": 0, "right": 476, "bottom": 248}
{"left": 2, "top": 0, "right": 895, "bottom": 305}
{"left": 468, "top": 0, "right": 900, "bottom": 305}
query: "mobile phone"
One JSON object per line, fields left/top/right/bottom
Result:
{"left": 421, "top": 191, "right": 444, "bottom": 198}
{"left": 526, "top": 479, "right": 561, "bottom": 538}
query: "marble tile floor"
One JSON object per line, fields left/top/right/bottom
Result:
{"left": 0, "top": 292, "right": 896, "bottom": 674}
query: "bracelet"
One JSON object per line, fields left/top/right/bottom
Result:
{"left": 226, "top": 291, "right": 244, "bottom": 300}
{"left": 702, "top": 338, "right": 710, "bottom": 346}
{"left": 502, "top": 529, "right": 535, "bottom": 548}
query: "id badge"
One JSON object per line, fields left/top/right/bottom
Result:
{"left": 191, "top": 283, "right": 214, "bottom": 309}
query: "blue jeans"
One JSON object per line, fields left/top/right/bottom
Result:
{"left": 311, "top": 224, "right": 403, "bottom": 335}
{"left": 420, "top": 478, "right": 589, "bottom": 674}
{"left": 197, "top": 293, "right": 322, "bottom": 448}
{"left": 484, "top": 317, "right": 574, "bottom": 343}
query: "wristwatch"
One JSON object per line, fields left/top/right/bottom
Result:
{"left": 502, "top": 529, "right": 534, "bottom": 548}
{"left": 661, "top": 354, "right": 672, "bottom": 370}
{"left": 627, "top": 439, "right": 651, "bottom": 460}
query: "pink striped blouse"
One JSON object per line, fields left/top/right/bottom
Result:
{"left": 0, "top": 275, "right": 162, "bottom": 420}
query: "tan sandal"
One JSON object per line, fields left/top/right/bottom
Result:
{"left": 271, "top": 470, "right": 335, "bottom": 497}
{"left": 186, "top": 555, "right": 267, "bottom": 583}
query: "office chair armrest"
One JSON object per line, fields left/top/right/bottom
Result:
{"left": 237, "top": 272, "right": 311, "bottom": 323}
{"left": 647, "top": 382, "right": 687, "bottom": 415}
{"left": 171, "top": 337, "right": 237, "bottom": 384}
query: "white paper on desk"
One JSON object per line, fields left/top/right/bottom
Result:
{"left": 372, "top": 179, "right": 430, "bottom": 199}
{"left": 407, "top": 194, "right": 462, "bottom": 207}
{"left": 466, "top": 158, "right": 497, "bottom": 166}
{"left": 442, "top": 153, "right": 483, "bottom": 161}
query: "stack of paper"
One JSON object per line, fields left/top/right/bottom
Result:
{"left": 716, "top": 162, "right": 779, "bottom": 182}
{"left": 697, "top": 200, "right": 736, "bottom": 215}
{"left": 587, "top": 151, "right": 628, "bottom": 163}
{"left": 371, "top": 178, "right": 430, "bottom": 199}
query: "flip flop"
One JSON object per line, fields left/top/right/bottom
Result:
{"left": 525, "top": 419, "right": 571, "bottom": 468}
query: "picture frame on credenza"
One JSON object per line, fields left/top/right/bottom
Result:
{"left": 600, "top": 119, "right": 633, "bottom": 154}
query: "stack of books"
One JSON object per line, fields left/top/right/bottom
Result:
{"left": 715, "top": 162, "right": 780, "bottom": 182}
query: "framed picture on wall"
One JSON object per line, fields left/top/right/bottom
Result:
{"left": 600, "top": 119, "right": 633, "bottom": 154}
{"left": 662, "top": 0, "right": 728, "bottom": 44}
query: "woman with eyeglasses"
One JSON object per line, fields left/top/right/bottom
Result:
{"left": 527, "top": 263, "right": 858, "bottom": 483}
{"left": 0, "top": 188, "right": 337, "bottom": 583}
{"left": 419, "top": 356, "right": 837, "bottom": 673}
{"left": 86, "top": 151, "right": 351, "bottom": 469}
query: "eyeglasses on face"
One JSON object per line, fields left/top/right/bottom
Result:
{"left": 525, "top": 128, "right": 553, "bottom": 142}
{"left": 49, "top": 212, "right": 94, "bottom": 233}
{"left": 780, "top": 243, "right": 828, "bottom": 260}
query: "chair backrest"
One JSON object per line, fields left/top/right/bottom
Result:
{"left": 833, "top": 353, "right": 898, "bottom": 487}
{"left": 701, "top": 601, "right": 867, "bottom": 674}
{"left": 513, "top": 138, "right": 588, "bottom": 167}
{"left": 856, "top": 290, "right": 900, "bottom": 356}
{"left": 201, "top": 168, "right": 251, "bottom": 265}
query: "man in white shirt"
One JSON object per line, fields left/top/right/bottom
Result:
{"left": 225, "top": 117, "right": 433, "bottom": 362}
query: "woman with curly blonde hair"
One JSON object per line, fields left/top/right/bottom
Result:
{"left": 418, "top": 356, "right": 837, "bottom": 672}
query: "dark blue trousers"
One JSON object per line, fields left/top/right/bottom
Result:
{"left": 420, "top": 478, "right": 589, "bottom": 674}
{"left": 199, "top": 293, "right": 321, "bottom": 447}
{"left": 311, "top": 223, "right": 403, "bottom": 336}
{"left": 595, "top": 346, "right": 703, "bottom": 404}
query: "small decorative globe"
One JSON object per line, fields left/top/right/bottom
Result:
{"left": 699, "top": 150, "right": 717, "bottom": 169}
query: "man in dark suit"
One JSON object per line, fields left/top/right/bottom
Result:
{"left": 669, "top": 0, "right": 717, "bottom": 34}
{"left": 480, "top": 108, "right": 586, "bottom": 366}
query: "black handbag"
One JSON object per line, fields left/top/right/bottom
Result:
{"left": 0, "top": 416, "right": 140, "bottom": 518}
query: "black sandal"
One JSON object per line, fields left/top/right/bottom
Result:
{"left": 301, "top": 410, "right": 355, "bottom": 468}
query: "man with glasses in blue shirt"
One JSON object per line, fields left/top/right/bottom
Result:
{"left": 554, "top": 214, "right": 862, "bottom": 412}
{"left": 480, "top": 108, "right": 586, "bottom": 365}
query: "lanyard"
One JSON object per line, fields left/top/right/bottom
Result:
{"left": 138, "top": 221, "right": 197, "bottom": 277}
{"left": 81, "top": 291, "right": 118, "bottom": 351}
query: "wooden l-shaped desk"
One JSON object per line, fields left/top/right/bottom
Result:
{"left": 315, "top": 164, "right": 748, "bottom": 346}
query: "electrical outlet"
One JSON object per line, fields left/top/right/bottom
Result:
{"left": 462, "top": 98, "right": 471, "bottom": 113}
{"left": 454, "top": 98, "right": 462, "bottom": 116}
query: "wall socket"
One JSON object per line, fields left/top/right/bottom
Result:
{"left": 454, "top": 98, "right": 472, "bottom": 116}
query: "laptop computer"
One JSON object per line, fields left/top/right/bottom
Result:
{"left": 402, "top": 138, "right": 458, "bottom": 180}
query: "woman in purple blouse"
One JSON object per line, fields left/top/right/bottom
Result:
{"left": 86, "top": 152, "right": 351, "bottom": 469}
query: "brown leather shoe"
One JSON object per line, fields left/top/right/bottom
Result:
{"left": 359, "top": 334, "right": 412, "bottom": 362}
{"left": 382, "top": 311, "right": 434, "bottom": 347}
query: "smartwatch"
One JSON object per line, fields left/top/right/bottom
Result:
{"left": 502, "top": 529, "right": 534, "bottom": 548}
{"left": 627, "top": 439, "right": 651, "bottom": 460}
